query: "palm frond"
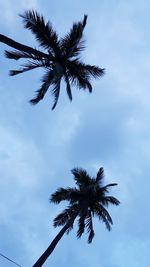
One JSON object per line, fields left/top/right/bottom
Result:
{"left": 9, "top": 70, "right": 22, "bottom": 76}
{"left": 100, "top": 196, "right": 120, "bottom": 207}
{"left": 53, "top": 207, "right": 74, "bottom": 227}
{"left": 64, "top": 73, "right": 72, "bottom": 101}
{"left": 71, "top": 168, "right": 92, "bottom": 188}
{"left": 0, "top": 33, "right": 50, "bottom": 59}
{"left": 77, "top": 77, "right": 92, "bottom": 92}
{"left": 50, "top": 188, "right": 72, "bottom": 204}
{"left": 5, "top": 49, "right": 54, "bottom": 62}
{"left": 5, "top": 50, "right": 36, "bottom": 60}
{"left": 20, "top": 10, "right": 59, "bottom": 56}
{"left": 80, "top": 64, "right": 105, "bottom": 78}
{"left": 67, "top": 40, "right": 86, "bottom": 59}
{"left": 30, "top": 70, "right": 54, "bottom": 104}
{"left": 85, "top": 211, "right": 95, "bottom": 243}
{"left": 68, "top": 188, "right": 81, "bottom": 204}
{"left": 9, "top": 61, "right": 45, "bottom": 76}
{"left": 96, "top": 167, "right": 104, "bottom": 184}
{"left": 99, "top": 204, "right": 113, "bottom": 225}
{"left": 94, "top": 203, "right": 113, "bottom": 231}
{"left": 60, "top": 15, "right": 87, "bottom": 58}
{"left": 67, "top": 59, "right": 105, "bottom": 81}
{"left": 70, "top": 73, "right": 93, "bottom": 92}
{"left": 50, "top": 187, "right": 80, "bottom": 204}
{"left": 51, "top": 78, "right": 61, "bottom": 110}
{"left": 100, "top": 214, "right": 112, "bottom": 231}
{"left": 82, "top": 15, "right": 88, "bottom": 28}
{"left": 67, "top": 60, "right": 96, "bottom": 92}
{"left": 53, "top": 204, "right": 78, "bottom": 227}
{"left": 100, "top": 183, "right": 118, "bottom": 193}
{"left": 105, "top": 183, "right": 118, "bottom": 188}
{"left": 77, "top": 208, "right": 87, "bottom": 238}
{"left": 29, "top": 83, "right": 49, "bottom": 105}
{"left": 66, "top": 207, "right": 79, "bottom": 234}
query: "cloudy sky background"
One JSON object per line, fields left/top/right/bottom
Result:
{"left": 0, "top": 0, "right": 150, "bottom": 266}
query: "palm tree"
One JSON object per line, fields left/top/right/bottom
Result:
{"left": 33, "top": 167, "right": 120, "bottom": 267}
{"left": 0, "top": 10, "right": 104, "bottom": 109}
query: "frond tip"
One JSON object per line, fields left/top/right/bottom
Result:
{"left": 96, "top": 167, "right": 104, "bottom": 183}
{"left": 82, "top": 15, "right": 88, "bottom": 28}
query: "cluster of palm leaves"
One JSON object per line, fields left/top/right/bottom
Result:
{"left": 52, "top": 167, "right": 120, "bottom": 242}
{"left": 2, "top": 10, "right": 104, "bottom": 109}
{"left": 33, "top": 167, "right": 120, "bottom": 267}
{"left": 0, "top": 9, "right": 120, "bottom": 267}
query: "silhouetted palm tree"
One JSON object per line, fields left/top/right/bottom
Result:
{"left": 0, "top": 10, "right": 104, "bottom": 109}
{"left": 33, "top": 167, "right": 120, "bottom": 267}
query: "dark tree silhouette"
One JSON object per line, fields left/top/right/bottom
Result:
{"left": 0, "top": 10, "right": 104, "bottom": 109}
{"left": 33, "top": 167, "right": 120, "bottom": 267}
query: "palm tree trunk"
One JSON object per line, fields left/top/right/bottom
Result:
{"left": 33, "top": 214, "right": 77, "bottom": 267}
{"left": 0, "top": 34, "right": 49, "bottom": 59}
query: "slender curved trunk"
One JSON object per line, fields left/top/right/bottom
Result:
{"left": 33, "top": 213, "right": 77, "bottom": 267}
{"left": 0, "top": 34, "right": 49, "bottom": 59}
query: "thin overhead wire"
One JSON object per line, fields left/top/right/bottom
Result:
{"left": 0, "top": 252, "right": 22, "bottom": 267}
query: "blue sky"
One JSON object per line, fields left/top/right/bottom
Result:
{"left": 0, "top": 0, "right": 150, "bottom": 266}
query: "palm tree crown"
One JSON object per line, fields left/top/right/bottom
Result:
{"left": 51, "top": 167, "right": 120, "bottom": 243}
{"left": 33, "top": 167, "right": 119, "bottom": 267}
{"left": 3, "top": 10, "right": 104, "bottom": 109}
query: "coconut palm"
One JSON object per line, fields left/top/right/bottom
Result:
{"left": 33, "top": 167, "right": 120, "bottom": 267}
{"left": 0, "top": 10, "right": 104, "bottom": 109}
